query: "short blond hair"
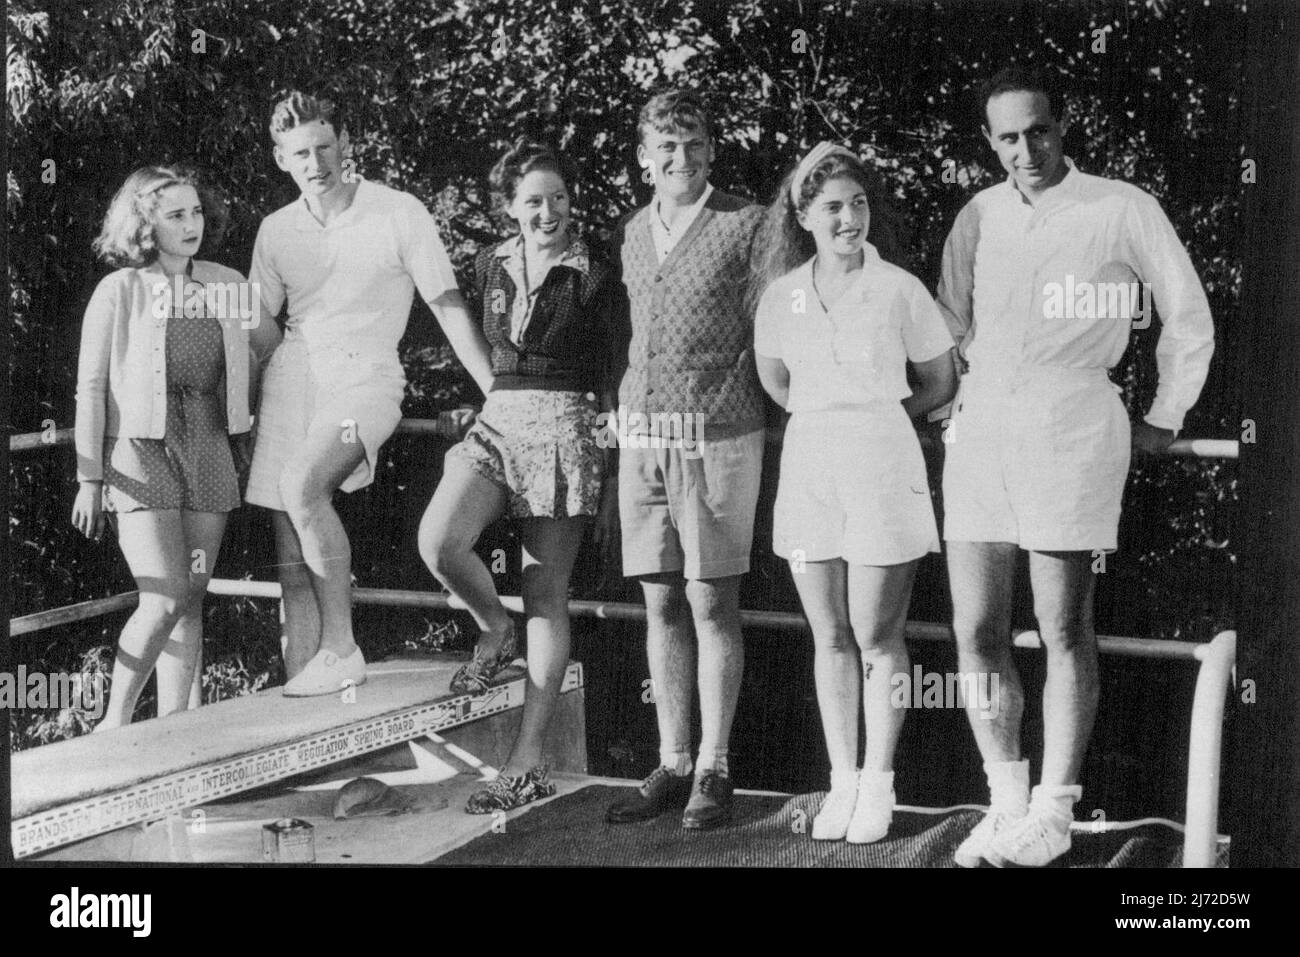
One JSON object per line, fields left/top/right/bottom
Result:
{"left": 269, "top": 91, "right": 346, "bottom": 142}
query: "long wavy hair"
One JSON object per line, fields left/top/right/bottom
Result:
{"left": 746, "top": 151, "right": 906, "bottom": 318}
{"left": 92, "top": 165, "right": 228, "bottom": 268}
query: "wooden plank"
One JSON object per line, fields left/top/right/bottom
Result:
{"left": 10, "top": 656, "right": 582, "bottom": 858}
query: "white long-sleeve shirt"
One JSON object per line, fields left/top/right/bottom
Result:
{"left": 936, "top": 159, "right": 1214, "bottom": 432}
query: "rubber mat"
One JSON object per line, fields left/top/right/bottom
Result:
{"left": 432, "top": 786, "right": 1229, "bottom": 867}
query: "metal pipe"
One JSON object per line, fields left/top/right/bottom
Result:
{"left": 9, "top": 420, "right": 1242, "bottom": 459}
{"left": 8, "top": 591, "right": 140, "bottom": 637}
{"left": 1183, "top": 630, "right": 1237, "bottom": 867}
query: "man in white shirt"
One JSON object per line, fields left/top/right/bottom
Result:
{"left": 937, "top": 68, "right": 1215, "bottom": 866}
{"left": 246, "top": 92, "right": 492, "bottom": 696}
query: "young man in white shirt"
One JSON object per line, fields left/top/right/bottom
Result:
{"left": 937, "top": 68, "right": 1215, "bottom": 866}
{"left": 246, "top": 92, "right": 492, "bottom": 696}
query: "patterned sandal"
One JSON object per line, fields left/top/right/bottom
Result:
{"left": 465, "top": 764, "right": 557, "bottom": 814}
{"left": 449, "top": 622, "right": 518, "bottom": 695}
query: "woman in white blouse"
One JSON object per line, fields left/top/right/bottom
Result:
{"left": 749, "top": 143, "right": 957, "bottom": 843}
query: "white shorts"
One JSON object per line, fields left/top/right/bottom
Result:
{"left": 246, "top": 337, "right": 405, "bottom": 510}
{"left": 774, "top": 404, "right": 939, "bottom": 567}
{"left": 942, "top": 368, "right": 1131, "bottom": 551}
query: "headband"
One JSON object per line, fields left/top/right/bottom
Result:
{"left": 790, "top": 142, "right": 860, "bottom": 205}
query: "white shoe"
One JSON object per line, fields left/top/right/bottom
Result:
{"left": 984, "top": 807, "right": 1072, "bottom": 867}
{"left": 283, "top": 647, "right": 367, "bottom": 697}
{"left": 845, "top": 772, "right": 893, "bottom": 844}
{"left": 812, "top": 788, "right": 858, "bottom": 841}
{"left": 954, "top": 809, "right": 1024, "bottom": 868}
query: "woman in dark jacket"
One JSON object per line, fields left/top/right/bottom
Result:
{"left": 418, "top": 138, "right": 622, "bottom": 812}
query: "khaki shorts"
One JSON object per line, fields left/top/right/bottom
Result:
{"left": 618, "top": 428, "right": 764, "bottom": 581}
{"left": 942, "top": 368, "right": 1131, "bottom": 552}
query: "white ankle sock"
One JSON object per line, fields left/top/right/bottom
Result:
{"left": 1030, "top": 783, "right": 1082, "bottom": 821}
{"left": 696, "top": 748, "right": 729, "bottom": 777}
{"left": 660, "top": 750, "right": 692, "bottom": 777}
{"left": 858, "top": 768, "right": 894, "bottom": 795}
{"left": 985, "top": 759, "right": 1030, "bottom": 815}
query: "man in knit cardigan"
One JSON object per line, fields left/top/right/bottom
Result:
{"left": 605, "top": 90, "right": 766, "bottom": 829}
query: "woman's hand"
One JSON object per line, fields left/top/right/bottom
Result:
{"left": 71, "top": 481, "right": 105, "bottom": 540}
{"left": 435, "top": 406, "right": 478, "bottom": 440}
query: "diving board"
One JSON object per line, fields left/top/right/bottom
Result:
{"left": 10, "top": 656, "right": 583, "bottom": 858}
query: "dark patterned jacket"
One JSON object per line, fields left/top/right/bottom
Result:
{"left": 475, "top": 236, "right": 625, "bottom": 395}
{"left": 612, "top": 189, "right": 766, "bottom": 439}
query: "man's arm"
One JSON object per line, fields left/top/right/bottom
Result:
{"left": 427, "top": 288, "right": 494, "bottom": 397}
{"left": 1127, "top": 192, "right": 1216, "bottom": 450}
{"left": 935, "top": 201, "right": 979, "bottom": 364}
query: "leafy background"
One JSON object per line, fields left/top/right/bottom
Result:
{"left": 8, "top": 0, "right": 1242, "bottom": 818}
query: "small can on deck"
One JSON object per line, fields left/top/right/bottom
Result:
{"left": 261, "top": 818, "right": 315, "bottom": 863}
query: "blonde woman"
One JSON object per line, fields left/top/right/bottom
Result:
{"left": 72, "top": 165, "right": 279, "bottom": 729}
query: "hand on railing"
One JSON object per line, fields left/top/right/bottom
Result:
{"left": 71, "top": 481, "right": 106, "bottom": 541}
{"left": 433, "top": 406, "right": 477, "bottom": 440}
{"left": 1132, "top": 422, "right": 1177, "bottom": 457}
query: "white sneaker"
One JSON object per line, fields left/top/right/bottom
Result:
{"left": 845, "top": 774, "right": 893, "bottom": 844}
{"left": 984, "top": 808, "right": 1072, "bottom": 867}
{"left": 812, "top": 788, "right": 858, "bottom": 841}
{"left": 954, "top": 809, "right": 1023, "bottom": 868}
{"left": 283, "top": 647, "right": 367, "bottom": 697}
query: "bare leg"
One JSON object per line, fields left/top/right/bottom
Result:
{"left": 154, "top": 510, "right": 227, "bottom": 717}
{"left": 947, "top": 541, "right": 1023, "bottom": 762}
{"left": 277, "top": 423, "right": 368, "bottom": 659}
{"left": 687, "top": 574, "right": 744, "bottom": 770}
{"left": 272, "top": 510, "right": 322, "bottom": 679}
{"left": 416, "top": 460, "right": 511, "bottom": 655}
{"left": 848, "top": 560, "right": 918, "bottom": 773}
{"left": 1028, "top": 550, "right": 1099, "bottom": 786}
{"left": 641, "top": 574, "right": 696, "bottom": 765}
{"left": 98, "top": 510, "right": 191, "bottom": 730}
{"left": 791, "top": 559, "right": 858, "bottom": 775}
{"left": 501, "top": 516, "right": 588, "bottom": 776}
{"left": 188, "top": 648, "right": 203, "bottom": 709}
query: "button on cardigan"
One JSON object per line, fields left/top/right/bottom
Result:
{"left": 74, "top": 260, "right": 257, "bottom": 482}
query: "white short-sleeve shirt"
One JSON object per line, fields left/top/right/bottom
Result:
{"left": 755, "top": 247, "right": 953, "bottom": 413}
{"left": 249, "top": 178, "right": 457, "bottom": 373}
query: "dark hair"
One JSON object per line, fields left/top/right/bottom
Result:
{"left": 93, "top": 165, "right": 229, "bottom": 267}
{"left": 637, "top": 89, "right": 716, "bottom": 144}
{"left": 747, "top": 151, "right": 905, "bottom": 318}
{"left": 979, "top": 67, "right": 1061, "bottom": 124}
{"left": 269, "top": 91, "right": 347, "bottom": 142}
{"left": 489, "top": 138, "right": 577, "bottom": 210}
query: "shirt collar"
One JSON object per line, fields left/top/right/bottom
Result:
{"left": 653, "top": 182, "right": 714, "bottom": 233}
{"left": 493, "top": 233, "right": 590, "bottom": 276}
{"left": 1003, "top": 157, "right": 1080, "bottom": 205}
{"left": 293, "top": 179, "right": 366, "bottom": 231}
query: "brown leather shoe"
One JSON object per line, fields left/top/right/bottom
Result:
{"left": 682, "top": 770, "right": 734, "bottom": 829}
{"left": 606, "top": 766, "right": 694, "bottom": 823}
